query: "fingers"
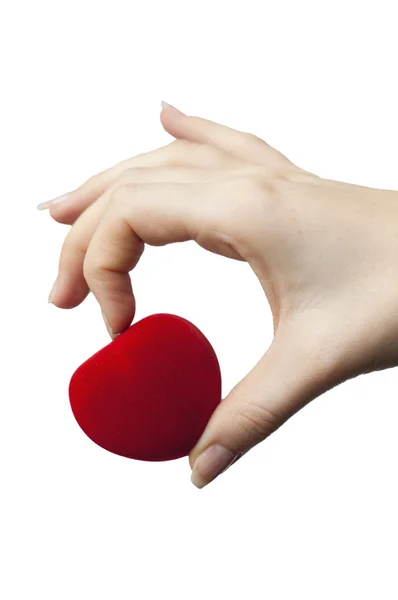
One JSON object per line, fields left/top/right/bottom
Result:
{"left": 189, "top": 324, "right": 328, "bottom": 489}
{"left": 38, "top": 155, "right": 138, "bottom": 224}
{"left": 50, "top": 167, "right": 237, "bottom": 313}
{"left": 49, "top": 198, "right": 106, "bottom": 308}
{"left": 39, "top": 139, "right": 242, "bottom": 225}
{"left": 40, "top": 104, "right": 290, "bottom": 226}
{"left": 161, "top": 102, "right": 294, "bottom": 168}
{"left": 49, "top": 167, "right": 243, "bottom": 314}
{"left": 83, "top": 182, "right": 211, "bottom": 335}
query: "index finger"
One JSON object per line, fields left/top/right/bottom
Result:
{"left": 83, "top": 181, "right": 214, "bottom": 335}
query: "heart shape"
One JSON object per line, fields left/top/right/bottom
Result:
{"left": 69, "top": 314, "right": 222, "bottom": 461}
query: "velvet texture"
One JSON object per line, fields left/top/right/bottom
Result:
{"left": 69, "top": 314, "right": 222, "bottom": 461}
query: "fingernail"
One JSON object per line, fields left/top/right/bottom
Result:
{"left": 160, "top": 101, "right": 185, "bottom": 115}
{"left": 220, "top": 452, "right": 243, "bottom": 474}
{"left": 101, "top": 310, "right": 116, "bottom": 340}
{"left": 190, "top": 444, "right": 237, "bottom": 489}
{"left": 48, "top": 278, "right": 58, "bottom": 304}
{"left": 37, "top": 193, "right": 70, "bottom": 211}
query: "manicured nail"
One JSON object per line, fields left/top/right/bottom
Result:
{"left": 48, "top": 278, "right": 58, "bottom": 304}
{"left": 101, "top": 310, "right": 117, "bottom": 340}
{"left": 160, "top": 101, "right": 185, "bottom": 115}
{"left": 220, "top": 452, "right": 243, "bottom": 474}
{"left": 190, "top": 444, "right": 237, "bottom": 489}
{"left": 37, "top": 193, "right": 70, "bottom": 211}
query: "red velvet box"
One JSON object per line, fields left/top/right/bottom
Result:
{"left": 69, "top": 314, "right": 221, "bottom": 461}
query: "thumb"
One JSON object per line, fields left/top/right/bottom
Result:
{"left": 189, "top": 325, "right": 333, "bottom": 489}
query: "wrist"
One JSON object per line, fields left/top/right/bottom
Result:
{"left": 355, "top": 188, "right": 398, "bottom": 371}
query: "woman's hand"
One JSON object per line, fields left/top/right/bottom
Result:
{"left": 39, "top": 103, "right": 398, "bottom": 488}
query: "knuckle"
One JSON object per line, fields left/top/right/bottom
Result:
{"left": 82, "top": 253, "right": 95, "bottom": 281}
{"left": 106, "top": 170, "right": 141, "bottom": 197}
{"left": 173, "top": 139, "right": 214, "bottom": 165}
{"left": 83, "top": 240, "right": 113, "bottom": 283}
{"left": 83, "top": 253, "right": 108, "bottom": 283}
{"left": 234, "top": 400, "right": 280, "bottom": 444}
{"left": 248, "top": 174, "right": 285, "bottom": 218}
{"left": 250, "top": 173, "right": 277, "bottom": 197}
{"left": 81, "top": 172, "right": 108, "bottom": 196}
{"left": 228, "top": 173, "right": 277, "bottom": 200}
{"left": 124, "top": 166, "right": 147, "bottom": 181}
{"left": 170, "top": 138, "right": 192, "bottom": 158}
{"left": 59, "top": 235, "right": 86, "bottom": 269}
{"left": 109, "top": 183, "right": 135, "bottom": 208}
{"left": 83, "top": 173, "right": 99, "bottom": 189}
{"left": 222, "top": 175, "right": 280, "bottom": 222}
{"left": 245, "top": 131, "right": 262, "bottom": 145}
{"left": 205, "top": 174, "right": 287, "bottom": 258}
{"left": 173, "top": 138, "right": 191, "bottom": 151}
{"left": 273, "top": 169, "right": 289, "bottom": 181}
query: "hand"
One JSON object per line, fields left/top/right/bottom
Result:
{"left": 40, "top": 102, "right": 398, "bottom": 488}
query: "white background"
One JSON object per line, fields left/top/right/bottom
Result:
{"left": 1, "top": 1, "right": 398, "bottom": 598}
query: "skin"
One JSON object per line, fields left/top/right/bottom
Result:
{"left": 40, "top": 102, "right": 398, "bottom": 489}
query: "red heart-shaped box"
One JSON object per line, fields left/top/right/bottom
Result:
{"left": 69, "top": 314, "right": 221, "bottom": 461}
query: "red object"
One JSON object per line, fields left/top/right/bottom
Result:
{"left": 69, "top": 314, "right": 222, "bottom": 461}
